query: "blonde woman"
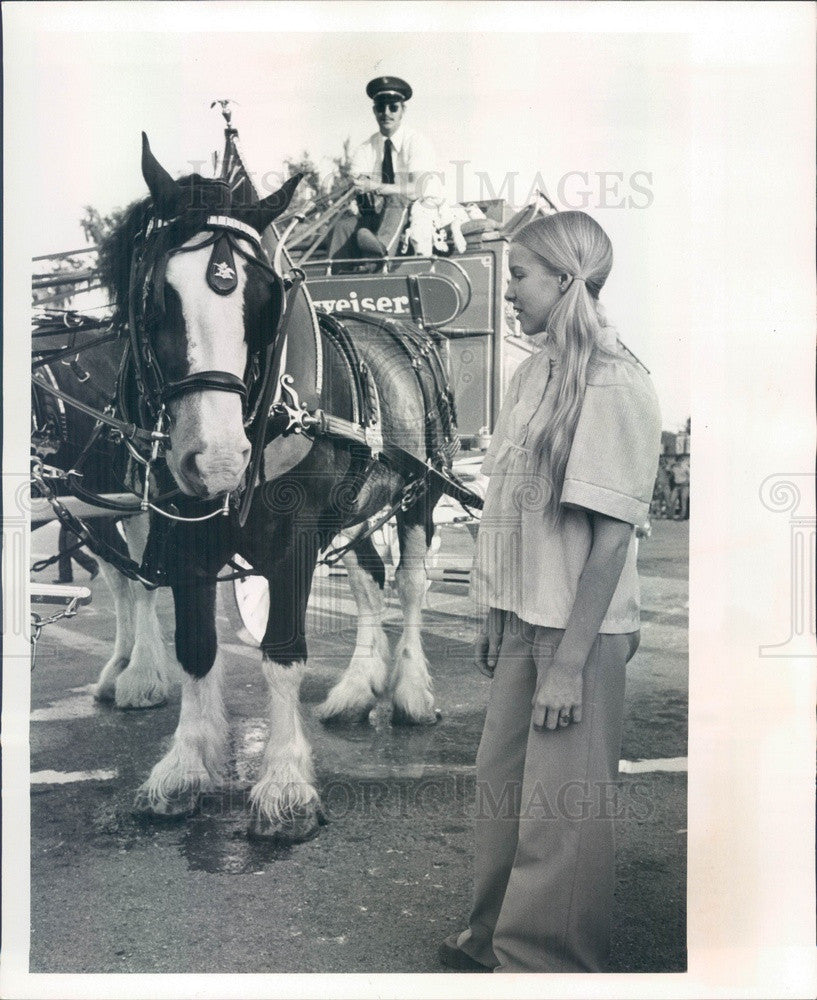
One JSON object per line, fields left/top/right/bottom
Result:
{"left": 441, "top": 211, "right": 661, "bottom": 973}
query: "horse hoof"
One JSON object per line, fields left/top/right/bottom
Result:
{"left": 93, "top": 685, "right": 116, "bottom": 704}
{"left": 247, "top": 802, "right": 328, "bottom": 843}
{"left": 132, "top": 786, "right": 198, "bottom": 819}
{"left": 391, "top": 705, "right": 442, "bottom": 727}
{"left": 118, "top": 697, "right": 168, "bottom": 712}
{"left": 318, "top": 705, "right": 372, "bottom": 726}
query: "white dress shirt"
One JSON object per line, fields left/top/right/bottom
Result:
{"left": 351, "top": 123, "right": 442, "bottom": 202}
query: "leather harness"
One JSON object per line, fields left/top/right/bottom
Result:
{"left": 32, "top": 206, "right": 482, "bottom": 587}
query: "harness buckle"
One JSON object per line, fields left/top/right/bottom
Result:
{"left": 271, "top": 374, "right": 314, "bottom": 434}
{"left": 141, "top": 407, "right": 167, "bottom": 512}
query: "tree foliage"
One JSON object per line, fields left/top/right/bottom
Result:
{"left": 80, "top": 205, "right": 128, "bottom": 247}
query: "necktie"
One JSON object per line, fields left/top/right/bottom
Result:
{"left": 381, "top": 138, "right": 395, "bottom": 185}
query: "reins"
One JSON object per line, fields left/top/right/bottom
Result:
{"left": 32, "top": 192, "right": 484, "bottom": 589}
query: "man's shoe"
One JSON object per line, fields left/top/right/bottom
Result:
{"left": 356, "top": 228, "right": 387, "bottom": 258}
{"left": 438, "top": 933, "right": 493, "bottom": 972}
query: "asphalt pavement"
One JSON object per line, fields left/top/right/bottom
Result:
{"left": 28, "top": 518, "right": 688, "bottom": 974}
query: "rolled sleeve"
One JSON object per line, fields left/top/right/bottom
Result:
{"left": 560, "top": 373, "right": 661, "bottom": 526}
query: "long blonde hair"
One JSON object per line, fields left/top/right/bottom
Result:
{"left": 513, "top": 211, "right": 616, "bottom": 517}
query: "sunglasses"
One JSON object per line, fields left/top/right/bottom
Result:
{"left": 373, "top": 101, "right": 403, "bottom": 114}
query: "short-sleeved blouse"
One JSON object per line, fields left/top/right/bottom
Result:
{"left": 470, "top": 336, "right": 661, "bottom": 633}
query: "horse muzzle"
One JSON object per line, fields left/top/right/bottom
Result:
{"left": 172, "top": 444, "right": 250, "bottom": 498}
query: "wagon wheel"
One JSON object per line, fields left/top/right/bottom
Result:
{"left": 232, "top": 555, "right": 268, "bottom": 646}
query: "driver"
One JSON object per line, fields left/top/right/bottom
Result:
{"left": 329, "top": 76, "right": 441, "bottom": 259}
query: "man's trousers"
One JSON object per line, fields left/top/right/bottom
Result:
{"left": 328, "top": 193, "right": 409, "bottom": 258}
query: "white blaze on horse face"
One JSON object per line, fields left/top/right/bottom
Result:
{"left": 164, "top": 235, "right": 252, "bottom": 497}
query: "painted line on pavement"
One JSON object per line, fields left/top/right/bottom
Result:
{"left": 619, "top": 757, "right": 687, "bottom": 774}
{"left": 31, "top": 769, "right": 117, "bottom": 785}
{"left": 27, "top": 759, "right": 685, "bottom": 787}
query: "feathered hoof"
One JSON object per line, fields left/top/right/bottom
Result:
{"left": 93, "top": 684, "right": 116, "bottom": 704}
{"left": 117, "top": 695, "right": 168, "bottom": 712}
{"left": 317, "top": 703, "right": 373, "bottom": 726}
{"left": 391, "top": 705, "right": 442, "bottom": 727}
{"left": 132, "top": 786, "right": 199, "bottom": 819}
{"left": 247, "top": 802, "right": 328, "bottom": 844}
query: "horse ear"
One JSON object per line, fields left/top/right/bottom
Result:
{"left": 141, "top": 132, "right": 183, "bottom": 218}
{"left": 244, "top": 173, "right": 303, "bottom": 233}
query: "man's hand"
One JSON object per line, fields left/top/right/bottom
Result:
{"left": 354, "top": 177, "right": 380, "bottom": 195}
{"left": 475, "top": 607, "right": 504, "bottom": 678}
{"left": 531, "top": 656, "right": 583, "bottom": 731}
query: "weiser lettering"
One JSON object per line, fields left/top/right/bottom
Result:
{"left": 311, "top": 289, "right": 411, "bottom": 316}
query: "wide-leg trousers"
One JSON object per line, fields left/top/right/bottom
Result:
{"left": 328, "top": 193, "right": 409, "bottom": 258}
{"left": 457, "top": 611, "right": 639, "bottom": 973}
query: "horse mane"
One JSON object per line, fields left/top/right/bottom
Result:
{"left": 97, "top": 175, "right": 233, "bottom": 330}
{"left": 96, "top": 196, "right": 150, "bottom": 330}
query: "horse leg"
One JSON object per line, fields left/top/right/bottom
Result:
{"left": 133, "top": 577, "right": 228, "bottom": 817}
{"left": 317, "top": 533, "right": 390, "bottom": 724}
{"left": 248, "top": 529, "right": 325, "bottom": 842}
{"left": 95, "top": 515, "right": 181, "bottom": 709}
{"left": 93, "top": 548, "right": 135, "bottom": 702}
{"left": 390, "top": 503, "right": 439, "bottom": 726}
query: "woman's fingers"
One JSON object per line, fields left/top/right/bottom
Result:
{"left": 475, "top": 608, "right": 504, "bottom": 676}
{"left": 475, "top": 631, "right": 499, "bottom": 677}
{"left": 532, "top": 698, "right": 582, "bottom": 732}
{"left": 474, "top": 633, "right": 491, "bottom": 676}
{"left": 546, "top": 707, "right": 563, "bottom": 731}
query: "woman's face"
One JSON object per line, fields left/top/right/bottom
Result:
{"left": 505, "top": 243, "right": 562, "bottom": 336}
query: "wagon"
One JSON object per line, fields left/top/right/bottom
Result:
{"left": 29, "top": 103, "right": 547, "bottom": 648}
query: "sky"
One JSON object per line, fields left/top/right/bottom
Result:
{"left": 14, "top": 11, "right": 697, "bottom": 428}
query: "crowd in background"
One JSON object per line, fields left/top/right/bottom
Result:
{"left": 650, "top": 453, "right": 690, "bottom": 520}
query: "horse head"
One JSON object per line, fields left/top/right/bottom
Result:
{"left": 128, "top": 134, "right": 301, "bottom": 499}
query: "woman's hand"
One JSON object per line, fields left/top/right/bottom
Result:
{"left": 531, "top": 657, "right": 583, "bottom": 731}
{"left": 530, "top": 511, "right": 633, "bottom": 732}
{"left": 475, "top": 607, "right": 504, "bottom": 678}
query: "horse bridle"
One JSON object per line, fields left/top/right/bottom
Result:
{"left": 127, "top": 209, "right": 286, "bottom": 436}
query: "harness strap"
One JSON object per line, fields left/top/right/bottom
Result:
{"left": 333, "top": 312, "right": 458, "bottom": 468}
{"left": 31, "top": 329, "right": 122, "bottom": 371}
{"left": 319, "top": 479, "right": 425, "bottom": 567}
{"left": 238, "top": 270, "right": 306, "bottom": 528}
{"left": 31, "top": 466, "right": 161, "bottom": 588}
{"left": 270, "top": 377, "right": 484, "bottom": 512}
{"left": 315, "top": 312, "right": 384, "bottom": 456}
{"left": 160, "top": 370, "right": 248, "bottom": 406}
{"left": 31, "top": 373, "right": 160, "bottom": 445}
{"left": 316, "top": 313, "right": 366, "bottom": 425}
{"left": 382, "top": 320, "right": 459, "bottom": 465}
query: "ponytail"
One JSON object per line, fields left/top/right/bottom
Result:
{"left": 513, "top": 212, "right": 617, "bottom": 518}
